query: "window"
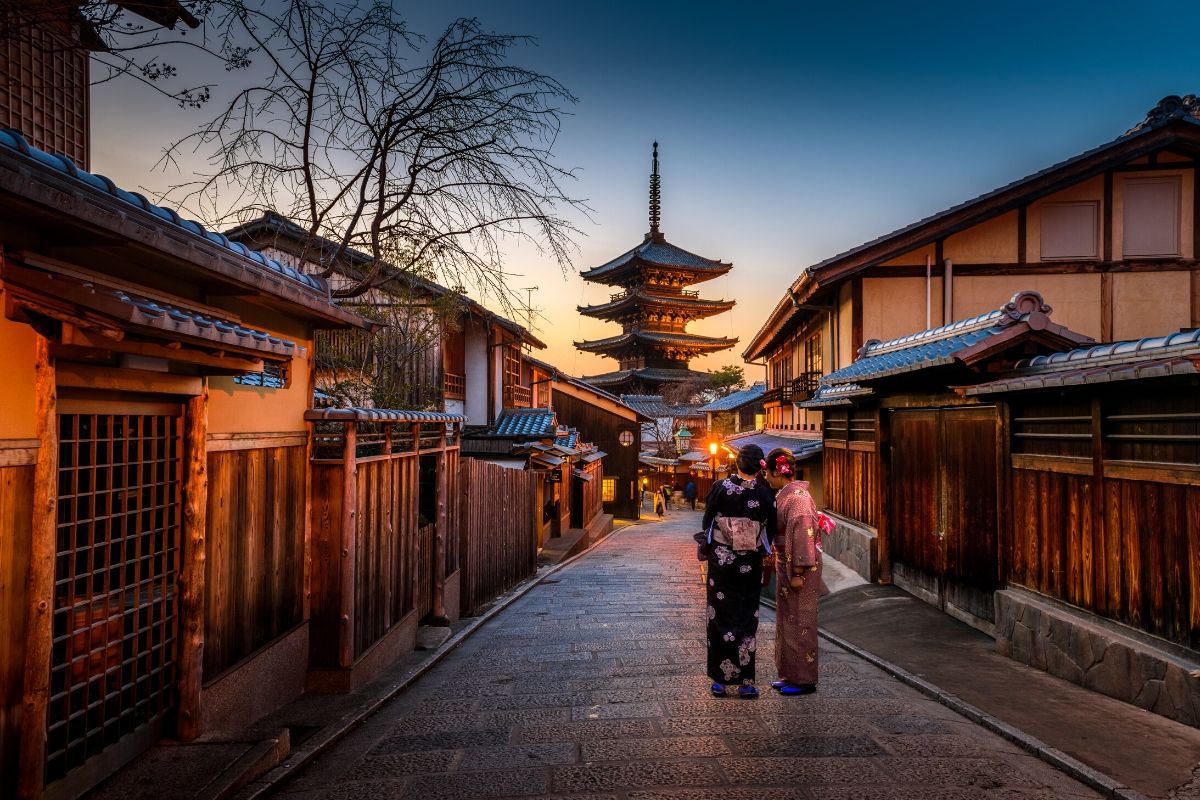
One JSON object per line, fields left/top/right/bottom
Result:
{"left": 803, "top": 331, "right": 823, "bottom": 376}
{"left": 502, "top": 344, "right": 521, "bottom": 387}
{"left": 1041, "top": 201, "right": 1098, "bottom": 260}
{"left": 601, "top": 477, "right": 616, "bottom": 502}
{"left": 1123, "top": 177, "right": 1180, "bottom": 257}
{"left": 234, "top": 361, "right": 289, "bottom": 389}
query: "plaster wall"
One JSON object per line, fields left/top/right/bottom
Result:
{"left": 0, "top": 314, "right": 37, "bottom": 439}
{"left": 1113, "top": 169, "right": 1195, "bottom": 260}
{"left": 880, "top": 242, "right": 936, "bottom": 268}
{"left": 837, "top": 285, "right": 854, "bottom": 368}
{"left": 1112, "top": 271, "right": 1193, "bottom": 340}
{"left": 464, "top": 318, "right": 488, "bottom": 425}
{"left": 944, "top": 211, "right": 1019, "bottom": 264}
{"left": 1025, "top": 176, "right": 1105, "bottom": 263}
{"left": 951, "top": 274, "right": 1103, "bottom": 340}
{"left": 862, "top": 277, "right": 943, "bottom": 343}
{"left": 207, "top": 344, "right": 314, "bottom": 435}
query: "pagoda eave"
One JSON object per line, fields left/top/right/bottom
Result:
{"left": 577, "top": 293, "right": 736, "bottom": 320}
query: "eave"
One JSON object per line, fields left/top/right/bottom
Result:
{"left": 578, "top": 290, "right": 735, "bottom": 321}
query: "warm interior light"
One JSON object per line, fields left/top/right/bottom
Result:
{"left": 709, "top": 442, "right": 718, "bottom": 456}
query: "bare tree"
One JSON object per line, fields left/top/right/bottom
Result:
{"left": 160, "top": 0, "right": 584, "bottom": 304}
{"left": 0, "top": 1, "right": 237, "bottom": 108}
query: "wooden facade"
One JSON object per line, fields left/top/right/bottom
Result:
{"left": 457, "top": 457, "right": 540, "bottom": 616}
{"left": 550, "top": 385, "right": 644, "bottom": 520}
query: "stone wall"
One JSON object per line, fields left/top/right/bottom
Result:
{"left": 995, "top": 587, "right": 1200, "bottom": 727}
{"left": 822, "top": 513, "right": 878, "bottom": 583}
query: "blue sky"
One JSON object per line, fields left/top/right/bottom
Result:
{"left": 92, "top": 0, "right": 1200, "bottom": 379}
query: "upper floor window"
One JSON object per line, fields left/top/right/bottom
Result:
{"left": 503, "top": 344, "right": 521, "bottom": 387}
{"left": 1123, "top": 177, "right": 1180, "bottom": 257}
{"left": 1040, "top": 201, "right": 1098, "bottom": 260}
{"left": 803, "top": 331, "right": 823, "bottom": 376}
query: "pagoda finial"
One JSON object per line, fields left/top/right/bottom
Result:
{"left": 649, "top": 141, "right": 661, "bottom": 235}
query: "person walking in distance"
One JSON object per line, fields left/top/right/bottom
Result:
{"left": 763, "top": 447, "right": 820, "bottom": 695}
{"left": 697, "top": 444, "right": 776, "bottom": 698}
{"left": 661, "top": 483, "right": 672, "bottom": 513}
{"left": 684, "top": 479, "right": 697, "bottom": 510}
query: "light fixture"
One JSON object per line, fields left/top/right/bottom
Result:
{"left": 708, "top": 441, "right": 718, "bottom": 456}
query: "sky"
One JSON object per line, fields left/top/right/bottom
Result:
{"left": 91, "top": 0, "right": 1200, "bottom": 383}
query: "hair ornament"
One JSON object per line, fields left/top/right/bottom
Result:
{"left": 759, "top": 459, "right": 767, "bottom": 468}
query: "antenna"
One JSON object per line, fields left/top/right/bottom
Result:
{"left": 519, "top": 286, "right": 538, "bottom": 329}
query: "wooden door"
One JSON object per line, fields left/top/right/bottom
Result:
{"left": 47, "top": 399, "right": 183, "bottom": 791}
{"left": 888, "top": 406, "right": 1000, "bottom": 625}
{"left": 888, "top": 410, "right": 941, "bottom": 603}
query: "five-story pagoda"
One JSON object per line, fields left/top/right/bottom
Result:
{"left": 575, "top": 143, "right": 736, "bottom": 393}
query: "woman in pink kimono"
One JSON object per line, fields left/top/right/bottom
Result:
{"left": 764, "top": 447, "right": 820, "bottom": 695}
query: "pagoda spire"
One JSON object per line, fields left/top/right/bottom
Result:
{"left": 649, "top": 141, "right": 661, "bottom": 235}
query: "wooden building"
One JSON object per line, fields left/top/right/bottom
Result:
{"left": 576, "top": 144, "right": 736, "bottom": 394}
{"left": 803, "top": 290, "right": 1200, "bottom": 726}
{"left": 700, "top": 381, "right": 767, "bottom": 436}
{"left": 226, "top": 212, "right": 546, "bottom": 422}
{"left": 0, "top": 129, "right": 368, "bottom": 798}
{"left": 746, "top": 94, "right": 1200, "bottom": 432}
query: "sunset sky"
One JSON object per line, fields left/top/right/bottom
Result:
{"left": 91, "top": 0, "right": 1200, "bottom": 382}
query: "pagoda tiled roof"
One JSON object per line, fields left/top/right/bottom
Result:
{"left": 580, "top": 233, "right": 731, "bottom": 285}
{"left": 574, "top": 330, "right": 738, "bottom": 355}
{"left": 618, "top": 394, "right": 706, "bottom": 419}
{"left": 584, "top": 367, "right": 714, "bottom": 389}
{"left": 578, "top": 289, "right": 734, "bottom": 320}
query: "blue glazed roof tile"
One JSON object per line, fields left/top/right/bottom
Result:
{"left": 699, "top": 382, "right": 767, "bottom": 412}
{"left": 0, "top": 129, "right": 324, "bottom": 293}
{"left": 492, "top": 408, "right": 558, "bottom": 438}
{"left": 724, "top": 432, "right": 823, "bottom": 461}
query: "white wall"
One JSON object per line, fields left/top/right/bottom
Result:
{"left": 464, "top": 318, "right": 488, "bottom": 425}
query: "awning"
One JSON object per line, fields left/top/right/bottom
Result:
{"left": 572, "top": 469, "right": 594, "bottom": 482}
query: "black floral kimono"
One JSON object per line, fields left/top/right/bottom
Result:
{"left": 701, "top": 475, "right": 777, "bottom": 686}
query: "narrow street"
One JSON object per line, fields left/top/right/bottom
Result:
{"left": 273, "top": 511, "right": 1101, "bottom": 800}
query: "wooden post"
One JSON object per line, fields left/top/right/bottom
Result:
{"left": 431, "top": 424, "right": 449, "bottom": 625}
{"left": 338, "top": 422, "right": 357, "bottom": 669}
{"left": 18, "top": 336, "right": 57, "bottom": 800}
{"left": 875, "top": 408, "right": 892, "bottom": 585}
{"left": 176, "top": 385, "right": 209, "bottom": 741}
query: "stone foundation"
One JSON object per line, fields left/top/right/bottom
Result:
{"left": 821, "top": 512, "right": 878, "bottom": 582}
{"left": 995, "top": 587, "right": 1200, "bottom": 727}
{"left": 200, "top": 622, "right": 309, "bottom": 735}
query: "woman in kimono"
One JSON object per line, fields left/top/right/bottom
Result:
{"left": 764, "top": 447, "right": 820, "bottom": 695}
{"left": 699, "top": 443, "right": 776, "bottom": 698}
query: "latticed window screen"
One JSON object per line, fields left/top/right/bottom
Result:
{"left": 601, "top": 478, "right": 616, "bottom": 503}
{"left": 503, "top": 344, "right": 521, "bottom": 388}
{"left": 47, "top": 412, "right": 182, "bottom": 781}
{"left": 0, "top": 30, "right": 89, "bottom": 167}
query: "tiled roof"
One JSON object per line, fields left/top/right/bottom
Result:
{"left": 575, "top": 330, "right": 738, "bottom": 353}
{"left": 580, "top": 234, "right": 731, "bottom": 283}
{"left": 0, "top": 131, "right": 325, "bottom": 292}
{"left": 822, "top": 291, "right": 1083, "bottom": 386}
{"left": 967, "top": 328, "right": 1200, "bottom": 395}
{"left": 519, "top": 354, "right": 650, "bottom": 420}
{"left": 723, "top": 431, "right": 824, "bottom": 461}
{"left": 492, "top": 408, "right": 558, "bottom": 438}
{"left": 699, "top": 382, "right": 766, "bottom": 412}
{"left": 304, "top": 408, "right": 465, "bottom": 423}
{"left": 3, "top": 263, "right": 297, "bottom": 356}
{"left": 556, "top": 431, "right": 579, "bottom": 449}
{"left": 618, "top": 395, "right": 706, "bottom": 419}
{"left": 797, "top": 383, "right": 873, "bottom": 409}
{"left": 584, "top": 367, "right": 715, "bottom": 389}
{"left": 578, "top": 290, "right": 735, "bottom": 319}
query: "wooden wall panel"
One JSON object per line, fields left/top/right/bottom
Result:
{"left": 0, "top": 464, "right": 33, "bottom": 795}
{"left": 459, "top": 458, "right": 539, "bottom": 615}
{"left": 204, "top": 445, "right": 306, "bottom": 679}
{"left": 823, "top": 445, "right": 881, "bottom": 528}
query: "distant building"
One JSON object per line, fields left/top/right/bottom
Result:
{"left": 575, "top": 143, "right": 736, "bottom": 394}
{"left": 699, "top": 381, "right": 767, "bottom": 436}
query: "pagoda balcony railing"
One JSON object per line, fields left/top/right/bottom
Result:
{"left": 444, "top": 371, "right": 465, "bottom": 399}
{"left": 609, "top": 287, "right": 700, "bottom": 302}
{"left": 503, "top": 383, "right": 532, "bottom": 408}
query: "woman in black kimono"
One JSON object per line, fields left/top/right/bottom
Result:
{"left": 698, "top": 443, "right": 776, "bottom": 698}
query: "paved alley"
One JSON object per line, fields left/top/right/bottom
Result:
{"left": 271, "top": 511, "right": 1101, "bottom": 800}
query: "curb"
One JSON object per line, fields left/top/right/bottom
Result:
{"left": 232, "top": 521, "right": 633, "bottom": 800}
{"left": 812, "top": 622, "right": 1149, "bottom": 800}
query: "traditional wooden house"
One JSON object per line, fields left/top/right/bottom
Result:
{"left": 0, "top": 128, "right": 369, "bottom": 798}
{"left": 964, "top": 329, "right": 1200, "bottom": 726}
{"left": 746, "top": 94, "right": 1200, "bottom": 432}
{"left": 700, "top": 381, "right": 767, "bottom": 436}
{"left": 225, "top": 212, "right": 546, "bottom": 422}
{"left": 800, "top": 291, "right": 1090, "bottom": 609}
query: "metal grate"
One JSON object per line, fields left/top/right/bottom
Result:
{"left": 47, "top": 412, "right": 182, "bottom": 782}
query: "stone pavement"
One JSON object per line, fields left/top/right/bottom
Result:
{"left": 269, "top": 510, "right": 1101, "bottom": 800}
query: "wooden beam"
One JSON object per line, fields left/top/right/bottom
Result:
{"left": 850, "top": 278, "right": 863, "bottom": 355}
{"left": 58, "top": 327, "right": 265, "bottom": 373}
{"left": 1101, "top": 273, "right": 1114, "bottom": 342}
{"left": 56, "top": 363, "right": 203, "bottom": 396}
{"left": 176, "top": 386, "right": 208, "bottom": 741}
{"left": 859, "top": 258, "right": 1200, "bottom": 278}
{"left": 339, "top": 422, "right": 357, "bottom": 669}
{"left": 431, "top": 427, "right": 449, "bottom": 625}
{"left": 18, "top": 336, "right": 57, "bottom": 799}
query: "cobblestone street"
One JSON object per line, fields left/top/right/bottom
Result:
{"left": 273, "top": 511, "right": 1102, "bottom": 800}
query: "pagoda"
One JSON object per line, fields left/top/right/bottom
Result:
{"left": 575, "top": 143, "right": 736, "bottom": 393}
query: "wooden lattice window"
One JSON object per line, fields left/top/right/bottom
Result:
{"left": 502, "top": 344, "right": 521, "bottom": 388}
{"left": 824, "top": 410, "right": 849, "bottom": 442}
{"left": 0, "top": 28, "right": 89, "bottom": 167}
{"left": 849, "top": 408, "right": 877, "bottom": 444}
{"left": 48, "top": 411, "right": 182, "bottom": 781}
{"left": 1011, "top": 398, "right": 1092, "bottom": 459}
{"left": 601, "top": 477, "right": 616, "bottom": 503}
{"left": 1105, "top": 394, "right": 1200, "bottom": 466}
{"left": 804, "top": 331, "right": 823, "bottom": 376}
{"left": 233, "top": 361, "right": 289, "bottom": 389}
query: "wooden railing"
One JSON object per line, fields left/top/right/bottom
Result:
{"left": 504, "top": 383, "right": 532, "bottom": 408}
{"left": 444, "top": 371, "right": 465, "bottom": 399}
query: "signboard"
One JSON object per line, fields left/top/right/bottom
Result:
{"left": 546, "top": 469, "right": 563, "bottom": 483}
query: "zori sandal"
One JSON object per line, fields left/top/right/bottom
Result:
{"left": 710, "top": 683, "right": 727, "bottom": 697}
{"left": 737, "top": 684, "right": 759, "bottom": 699}
{"left": 778, "top": 683, "right": 816, "bottom": 696}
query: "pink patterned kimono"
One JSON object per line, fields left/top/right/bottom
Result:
{"left": 774, "top": 480, "right": 820, "bottom": 686}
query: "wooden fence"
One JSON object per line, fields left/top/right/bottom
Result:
{"left": 458, "top": 457, "right": 540, "bottom": 615}
{"left": 306, "top": 410, "right": 460, "bottom": 670}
